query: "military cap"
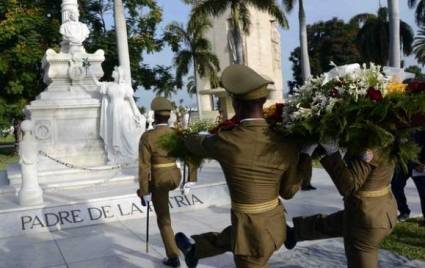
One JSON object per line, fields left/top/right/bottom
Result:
{"left": 151, "top": 97, "right": 172, "bottom": 116}
{"left": 220, "top": 64, "right": 274, "bottom": 100}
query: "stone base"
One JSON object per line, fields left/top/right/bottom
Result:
{"left": 0, "top": 181, "right": 229, "bottom": 239}
{"left": 7, "top": 163, "right": 137, "bottom": 188}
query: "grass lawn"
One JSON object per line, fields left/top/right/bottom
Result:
{"left": 381, "top": 218, "right": 425, "bottom": 261}
{"left": 0, "top": 147, "right": 17, "bottom": 171}
{"left": 0, "top": 135, "right": 15, "bottom": 145}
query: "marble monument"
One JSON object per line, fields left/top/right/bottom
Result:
{"left": 7, "top": 0, "right": 145, "bottom": 191}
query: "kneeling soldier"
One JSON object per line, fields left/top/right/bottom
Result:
{"left": 174, "top": 65, "right": 312, "bottom": 268}
{"left": 138, "top": 97, "right": 196, "bottom": 267}
{"left": 285, "top": 143, "right": 397, "bottom": 268}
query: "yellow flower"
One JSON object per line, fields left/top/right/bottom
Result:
{"left": 263, "top": 104, "right": 277, "bottom": 119}
{"left": 386, "top": 82, "right": 407, "bottom": 94}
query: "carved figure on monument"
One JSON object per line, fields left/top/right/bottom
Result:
{"left": 60, "top": 0, "right": 90, "bottom": 53}
{"left": 68, "top": 55, "right": 86, "bottom": 84}
{"left": 93, "top": 66, "right": 146, "bottom": 164}
{"left": 271, "top": 20, "right": 281, "bottom": 71}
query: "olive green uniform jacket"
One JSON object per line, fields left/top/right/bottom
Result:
{"left": 294, "top": 151, "right": 397, "bottom": 268}
{"left": 139, "top": 125, "right": 196, "bottom": 258}
{"left": 185, "top": 119, "right": 310, "bottom": 268}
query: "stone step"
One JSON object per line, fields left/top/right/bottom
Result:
{"left": 0, "top": 181, "right": 229, "bottom": 239}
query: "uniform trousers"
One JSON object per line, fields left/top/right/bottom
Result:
{"left": 192, "top": 206, "right": 286, "bottom": 268}
{"left": 391, "top": 165, "right": 425, "bottom": 217}
{"left": 294, "top": 211, "right": 392, "bottom": 268}
{"left": 152, "top": 189, "right": 180, "bottom": 258}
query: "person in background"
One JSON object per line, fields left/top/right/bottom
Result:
{"left": 391, "top": 130, "right": 425, "bottom": 225}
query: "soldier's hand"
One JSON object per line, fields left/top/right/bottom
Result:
{"left": 141, "top": 194, "right": 152, "bottom": 206}
{"left": 182, "top": 182, "right": 196, "bottom": 195}
{"left": 320, "top": 140, "right": 339, "bottom": 155}
{"left": 301, "top": 144, "right": 318, "bottom": 156}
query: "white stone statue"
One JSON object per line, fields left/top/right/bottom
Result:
{"left": 60, "top": 0, "right": 89, "bottom": 53}
{"left": 183, "top": 112, "right": 190, "bottom": 129}
{"left": 92, "top": 66, "right": 146, "bottom": 165}
{"left": 18, "top": 120, "right": 43, "bottom": 206}
{"left": 168, "top": 110, "right": 177, "bottom": 127}
{"left": 147, "top": 110, "right": 154, "bottom": 130}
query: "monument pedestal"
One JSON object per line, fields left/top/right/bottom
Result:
{"left": 6, "top": 48, "right": 132, "bottom": 187}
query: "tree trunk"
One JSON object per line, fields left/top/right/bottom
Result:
{"left": 114, "top": 0, "right": 132, "bottom": 83}
{"left": 193, "top": 60, "right": 203, "bottom": 119}
{"left": 388, "top": 0, "right": 401, "bottom": 68}
{"left": 299, "top": 0, "right": 311, "bottom": 81}
{"left": 229, "top": 6, "right": 244, "bottom": 64}
{"left": 232, "top": 26, "right": 244, "bottom": 64}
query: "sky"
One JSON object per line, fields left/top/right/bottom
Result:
{"left": 135, "top": 0, "right": 421, "bottom": 109}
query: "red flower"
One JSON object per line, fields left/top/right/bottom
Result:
{"left": 366, "top": 87, "right": 383, "bottom": 102}
{"left": 271, "top": 103, "right": 285, "bottom": 121}
{"left": 329, "top": 88, "right": 340, "bottom": 98}
{"left": 209, "top": 116, "right": 240, "bottom": 134}
{"left": 406, "top": 81, "right": 425, "bottom": 94}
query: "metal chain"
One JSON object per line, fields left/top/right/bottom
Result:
{"left": 38, "top": 150, "right": 134, "bottom": 171}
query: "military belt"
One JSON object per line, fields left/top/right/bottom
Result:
{"left": 231, "top": 198, "right": 279, "bottom": 214}
{"left": 356, "top": 186, "right": 390, "bottom": 198}
{"left": 152, "top": 163, "right": 176, "bottom": 169}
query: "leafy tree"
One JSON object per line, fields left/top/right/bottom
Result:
{"left": 185, "top": 0, "right": 288, "bottom": 64}
{"left": 0, "top": 0, "right": 62, "bottom": 130}
{"left": 408, "top": 0, "right": 425, "bottom": 27}
{"left": 405, "top": 65, "right": 425, "bottom": 79}
{"left": 0, "top": 0, "right": 168, "bottom": 130}
{"left": 288, "top": 18, "right": 363, "bottom": 91}
{"left": 350, "top": 7, "right": 413, "bottom": 66}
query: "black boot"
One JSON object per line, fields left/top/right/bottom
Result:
{"left": 301, "top": 184, "right": 317, "bottom": 191}
{"left": 162, "top": 257, "right": 180, "bottom": 267}
{"left": 284, "top": 224, "right": 297, "bottom": 250}
{"left": 175, "top": 232, "right": 198, "bottom": 268}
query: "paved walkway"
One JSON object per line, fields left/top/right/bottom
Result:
{"left": 0, "top": 166, "right": 424, "bottom": 268}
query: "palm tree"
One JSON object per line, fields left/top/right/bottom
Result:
{"left": 283, "top": 0, "right": 311, "bottom": 82}
{"left": 408, "top": 0, "right": 425, "bottom": 27}
{"left": 151, "top": 66, "right": 178, "bottom": 99}
{"left": 413, "top": 26, "right": 425, "bottom": 64}
{"left": 350, "top": 7, "right": 413, "bottom": 66}
{"left": 186, "top": 0, "right": 288, "bottom": 64}
{"left": 388, "top": 0, "right": 401, "bottom": 67}
{"left": 164, "top": 17, "right": 220, "bottom": 118}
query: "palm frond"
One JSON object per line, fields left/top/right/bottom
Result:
{"left": 400, "top": 21, "right": 414, "bottom": 55}
{"left": 175, "top": 50, "right": 193, "bottom": 87}
{"left": 246, "top": 0, "right": 288, "bottom": 28}
{"left": 413, "top": 27, "right": 425, "bottom": 64}
{"left": 416, "top": 1, "right": 425, "bottom": 26}
{"left": 238, "top": 3, "right": 251, "bottom": 34}
{"left": 282, "top": 0, "right": 297, "bottom": 12}
{"left": 408, "top": 0, "right": 418, "bottom": 9}
{"left": 186, "top": 76, "right": 197, "bottom": 96}
{"left": 188, "top": 0, "right": 229, "bottom": 30}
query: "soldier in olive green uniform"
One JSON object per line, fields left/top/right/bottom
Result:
{"left": 138, "top": 97, "right": 197, "bottom": 267}
{"left": 286, "top": 143, "right": 397, "bottom": 268}
{"left": 174, "top": 65, "right": 312, "bottom": 268}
